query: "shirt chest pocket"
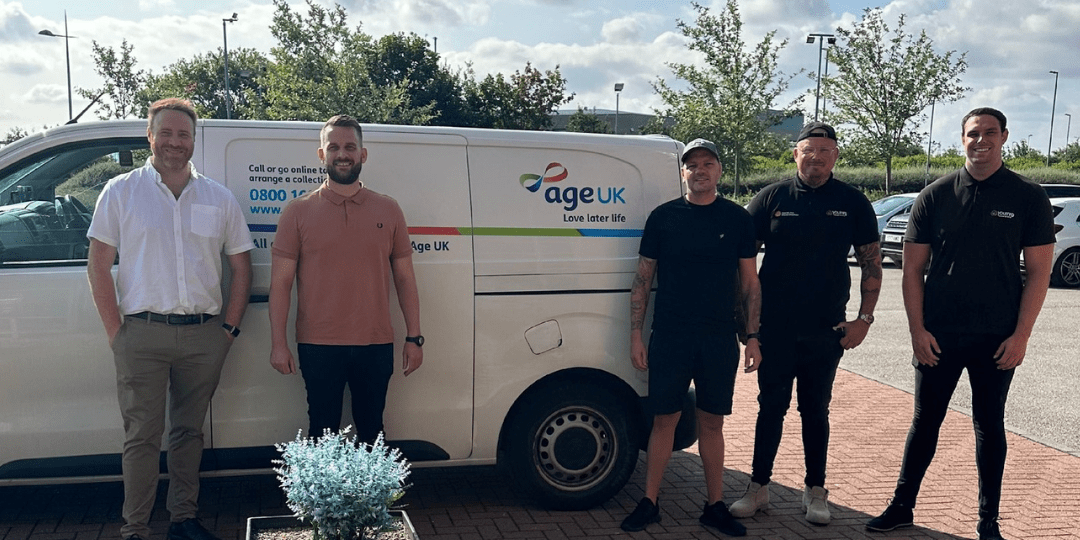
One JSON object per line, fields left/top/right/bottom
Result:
{"left": 191, "top": 204, "right": 223, "bottom": 238}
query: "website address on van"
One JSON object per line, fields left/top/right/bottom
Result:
{"left": 250, "top": 206, "right": 283, "bottom": 215}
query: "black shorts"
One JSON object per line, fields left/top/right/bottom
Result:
{"left": 647, "top": 328, "right": 740, "bottom": 416}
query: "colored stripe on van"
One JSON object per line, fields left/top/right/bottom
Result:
{"left": 248, "top": 224, "right": 643, "bottom": 238}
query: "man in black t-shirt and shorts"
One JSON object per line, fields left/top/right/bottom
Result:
{"left": 733, "top": 122, "right": 882, "bottom": 526}
{"left": 866, "top": 108, "right": 1055, "bottom": 540}
{"left": 619, "top": 138, "right": 761, "bottom": 537}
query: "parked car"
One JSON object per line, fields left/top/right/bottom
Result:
{"left": 1046, "top": 198, "right": 1080, "bottom": 287}
{"left": 1041, "top": 184, "right": 1080, "bottom": 199}
{"left": 847, "top": 193, "right": 918, "bottom": 258}
{"left": 0, "top": 119, "right": 699, "bottom": 511}
{"left": 879, "top": 213, "right": 909, "bottom": 267}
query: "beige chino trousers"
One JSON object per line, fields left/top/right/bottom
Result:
{"left": 111, "top": 315, "right": 231, "bottom": 539}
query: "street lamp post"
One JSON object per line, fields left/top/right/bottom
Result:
{"left": 806, "top": 33, "right": 836, "bottom": 122}
{"left": 614, "top": 83, "right": 624, "bottom": 134}
{"left": 1066, "top": 113, "right": 1073, "bottom": 149}
{"left": 925, "top": 99, "right": 936, "bottom": 183}
{"left": 1048, "top": 70, "right": 1059, "bottom": 166}
{"left": 38, "top": 11, "right": 75, "bottom": 121}
{"left": 223, "top": 13, "right": 238, "bottom": 119}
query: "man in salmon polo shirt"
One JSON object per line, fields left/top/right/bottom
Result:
{"left": 269, "top": 114, "right": 423, "bottom": 445}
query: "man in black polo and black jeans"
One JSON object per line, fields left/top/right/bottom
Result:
{"left": 620, "top": 138, "right": 761, "bottom": 537}
{"left": 731, "top": 122, "right": 882, "bottom": 526}
{"left": 866, "top": 108, "right": 1055, "bottom": 540}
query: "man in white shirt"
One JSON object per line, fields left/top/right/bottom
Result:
{"left": 87, "top": 98, "right": 254, "bottom": 540}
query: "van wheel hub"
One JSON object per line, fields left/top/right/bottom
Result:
{"left": 535, "top": 407, "right": 614, "bottom": 490}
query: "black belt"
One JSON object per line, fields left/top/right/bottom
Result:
{"left": 131, "top": 311, "right": 214, "bottom": 325}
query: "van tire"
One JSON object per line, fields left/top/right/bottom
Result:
{"left": 505, "top": 382, "right": 637, "bottom": 510}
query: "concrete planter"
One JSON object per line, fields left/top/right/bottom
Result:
{"left": 246, "top": 511, "right": 418, "bottom": 540}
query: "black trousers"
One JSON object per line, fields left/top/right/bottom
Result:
{"left": 750, "top": 332, "right": 844, "bottom": 488}
{"left": 297, "top": 343, "right": 394, "bottom": 445}
{"left": 893, "top": 333, "right": 1015, "bottom": 520}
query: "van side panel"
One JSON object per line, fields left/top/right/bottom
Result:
{"left": 200, "top": 126, "right": 475, "bottom": 460}
{"left": 465, "top": 136, "right": 681, "bottom": 457}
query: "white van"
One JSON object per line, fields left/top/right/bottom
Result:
{"left": 0, "top": 120, "right": 696, "bottom": 509}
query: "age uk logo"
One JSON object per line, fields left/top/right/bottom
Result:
{"left": 518, "top": 162, "right": 626, "bottom": 211}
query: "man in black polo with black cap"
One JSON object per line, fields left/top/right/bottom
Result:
{"left": 866, "top": 108, "right": 1054, "bottom": 540}
{"left": 731, "top": 122, "right": 882, "bottom": 526}
{"left": 620, "top": 138, "right": 761, "bottom": 536}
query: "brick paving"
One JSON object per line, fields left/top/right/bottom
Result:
{"left": 2, "top": 368, "right": 1078, "bottom": 540}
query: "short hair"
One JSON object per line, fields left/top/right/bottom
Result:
{"left": 147, "top": 98, "right": 197, "bottom": 133}
{"left": 961, "top": 107, "right": 1007, "bottom": 132}
{"left": 321, "top": 114, "right": 364, "bottom": 147}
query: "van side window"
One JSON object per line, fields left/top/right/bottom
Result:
{"left": 0, "top": 139, "right": 149, "bottom": 264}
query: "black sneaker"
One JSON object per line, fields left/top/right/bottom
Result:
{"left": 168, "top": 519, "right": 221, "bottom": 540}
{"left": 700, "top": 501, "right": 746, "bottom": 537}
{"left": 866, "top": 503, "right": 914, "bottom": 532}
{"left": 977, "top": 518, "right": 1006, "bottom": 540}
{"left": 620, "top": 497, "right": 661, "bottom": 532}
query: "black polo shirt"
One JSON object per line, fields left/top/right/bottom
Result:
{"left": 747, "top": 175, "right": 878, "bottom": 335}
{"left": 639, "top": 196, "right": 757, "bottom": 333}
{"left": 906, "top": 166, "right": 1055, "bottom": 336}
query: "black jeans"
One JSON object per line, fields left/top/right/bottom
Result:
{"left": 297, "top": 343, "right": 394, "bottom": 445}
{"left": 893, "top": 333, "right": 1014, "bottom": 520}
{"left": 750, "top": 332, "right": 844, "bottom": 487}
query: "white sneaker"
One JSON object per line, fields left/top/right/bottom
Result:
{"left": 729, "top": 481, "right": 769, "bottom": 518}
{"left": 803, "top": 485, "right": 831, "bottom": 525}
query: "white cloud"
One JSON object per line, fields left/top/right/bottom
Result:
{"left": 24, "top": 83, "right": 66, "bottom": 104}
{"left": 601, "top": 16, "right": 644, "bottom": 44}
{"left": 137, "top": 0, "right": 175, "bottom": 11}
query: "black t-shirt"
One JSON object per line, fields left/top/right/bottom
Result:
{"left": 638, "top": 196, "right": 757, "bottom": 333}
{"left": 906, "top": 166, "right": 1055, "bottom": 335}
{"left": 746, "top": 175, "right": 878, "bottom": 334}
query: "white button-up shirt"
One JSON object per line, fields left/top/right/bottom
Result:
{"left": 88, "top": 158, "right": 254, "bottom": 316}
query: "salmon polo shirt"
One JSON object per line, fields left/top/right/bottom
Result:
{"left": 272, "top": 181, "right": 413, "bottom": 345}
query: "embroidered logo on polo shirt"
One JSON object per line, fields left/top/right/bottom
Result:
{"left": 825, "top": 210, "right": 848, "bottom": 217}
{"left": 775, "top": 211, "right": 799, "bottom": 217}
{"left": 990, "top": 210, "right": 1015, "bottom": 219}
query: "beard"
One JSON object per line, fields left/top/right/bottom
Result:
{"left": 326, "top": 160, "right": 363, "bottom": 185}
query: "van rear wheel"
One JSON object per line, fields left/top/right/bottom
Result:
{"left": 505, "top": 383, "right": 637, "bottom": 510}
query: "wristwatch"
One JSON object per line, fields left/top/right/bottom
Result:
{"left": 858, "top": 313, "right": 875, "bottom": 325}
{"left": 405, "top": 335, "right": 425, "bottom": 347}
{"left": 222, "top": 323, "right": 241, "bottom": 337}
{"left": 745, "top": 332, "right": 761, "bottom": 341}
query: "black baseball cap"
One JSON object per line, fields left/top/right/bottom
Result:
{"left": 682, "top": 138, "right": 720, "bottom": 162}
{"left": 796, "top": 121, "right": 837, "bottom": 143}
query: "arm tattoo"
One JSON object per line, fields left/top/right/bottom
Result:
{"left": 630, "top": 257, "right": 657, "bottom": 331}
{"left": 856, "top": 242, "right": 884, "bottom": 283}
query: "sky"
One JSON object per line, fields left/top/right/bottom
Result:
{"left": 3, "top": 0, "right": 1079, "bottom": 157}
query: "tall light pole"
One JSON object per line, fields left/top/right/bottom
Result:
{"left": 222, "top": 13, "right": 238, "bottom": 119}
{"left": 38, "top": 11, "right": 75, "bottom": 121}
{"left": 806, "top": 33, "right": 836, "bottom": 122}
{"left": 1066, "top": 113, "right": 1073, "bottom": 149}
{"left": 925, "top": 98, "right": 936, "bottom": 182}
{"left": 822, "top": 46, "right": 831, "bottom": 117}
{"left": 1048, "top": 70, "right": 1059, "bottom": 166}
{"left": 614, "top": 82, "right": 624, "bottom": 134}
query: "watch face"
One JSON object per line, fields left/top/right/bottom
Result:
{"left": 408, "top": 335, "right": 424, "bottom": 346}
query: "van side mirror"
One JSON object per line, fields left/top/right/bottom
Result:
{"left": 119, "top": 150, "right": 133, "bottom": 167}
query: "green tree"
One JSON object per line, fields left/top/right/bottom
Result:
{"left": 462, "top": 62, "right": 573, "bottom": 130}
{"left": 261, "top": 0, "right": 432, "bottom": 124}
{"left": 1052, "top": 142, "right": 1080, "bottom": 164}
{"left": 137, "top": 48, "right": 271, "bottom": 120}
{"left": 565, "top": 107, "right": 611, "bottom": 134}
{"left": 2, "top": 126, "right": 31, "bottom": 146}
{"left": 77, "top": 39, "right": 147, "bottom": 120}
{"left": 362, "top": 33, "right": 467, "bottom": 126}
{"left": 823, "top": 9, "right": 968, "bottom": 191}
{"left": 651, "top": 1, "right": 798, "bottom": 195}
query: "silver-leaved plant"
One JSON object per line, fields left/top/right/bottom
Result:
{"left": 273, "top": 427, "right": 410, "bottom": 540}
